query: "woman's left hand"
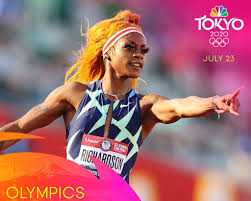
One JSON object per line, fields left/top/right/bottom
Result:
{"left": 213, "top": 86, "right": 244, "bottom": 116}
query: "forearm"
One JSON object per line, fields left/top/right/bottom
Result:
{"left": 176, "top": 96, "right": 215, "bottom": 118}
{"left": 0, "top": 121, "right": 22, "bottom": 132}
{"left": 151, "top": 90, "right": 240, "bottom": 124}
{"left": 0, "top": 121, "right": 22, "bottom": 151}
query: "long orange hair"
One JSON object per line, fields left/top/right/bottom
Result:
{"left": 65, "top": 10, "right": 143, "bottom": 89}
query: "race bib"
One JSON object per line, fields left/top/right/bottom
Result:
{"left": 77, "top": 135, "right": 128, "bottom": 177}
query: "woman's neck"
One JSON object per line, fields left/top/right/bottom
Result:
{"left": 101, "top": 69, "right": 131, "bottom": 95}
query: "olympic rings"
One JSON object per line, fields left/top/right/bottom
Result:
{"left": 209, "top": 31, "right": 230, "bottom": 47}
{"left": 209, "top": 37, "right": 229, "bottom": 47}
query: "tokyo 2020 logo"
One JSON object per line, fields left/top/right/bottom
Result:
{"left": 195, "top": 5, "right": 244, "bottom": 47}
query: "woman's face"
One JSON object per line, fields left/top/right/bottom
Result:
{"left": 107, "top": 32, "right": 149, "bottom": 79}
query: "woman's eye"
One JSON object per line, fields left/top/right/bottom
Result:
{"left": 124, "top": 45, "right": 135, "bottom": 51}
{"left": 142, "top": 48, "right": 149, "bottom": 54}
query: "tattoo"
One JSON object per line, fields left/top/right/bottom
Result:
{"left": 33, "top": 103, "right": 49, "bottom": 113}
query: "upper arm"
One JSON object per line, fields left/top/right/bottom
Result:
{"left": 17, "top": 81, "right": 84, "bottom": 133}
{"left": 142, "top": 94, "right": 181, "bottom": 125}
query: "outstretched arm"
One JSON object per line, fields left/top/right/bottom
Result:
{"left": 0, "top": 82, "right": 78, "bottom": 151}
{"left": 148, "top": 86, "right": 243, "bottom": 124}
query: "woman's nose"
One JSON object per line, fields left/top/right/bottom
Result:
{"left": 133, "top": 53, "right": 144, "bottom": 60}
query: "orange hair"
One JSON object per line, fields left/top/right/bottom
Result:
{"left": 65, "top": 10, "right": 143, "bottom": 88}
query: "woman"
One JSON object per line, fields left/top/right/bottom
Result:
{"left": 0, "top": 10, "right": 241, "bottom": 183}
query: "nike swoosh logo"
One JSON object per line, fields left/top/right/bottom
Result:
{"left": 120, "top": 102, "right": 133, "bottom": 108}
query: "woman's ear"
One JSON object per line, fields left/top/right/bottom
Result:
{"left": 104, "top": 46, "right": 115, "bottom": 61}
{"left": 104, "top": 52, "right": 111, "bottom": 61}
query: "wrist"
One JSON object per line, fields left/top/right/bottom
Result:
{"left": 211, "top": 95, "right": 221, "bottom": 119}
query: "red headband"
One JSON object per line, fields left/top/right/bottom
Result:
{"left": 102, "top": 27, "right": 145, "bottom": 57}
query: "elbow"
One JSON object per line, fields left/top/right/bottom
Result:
{"left": 172, "top": 99, "right": 185, "bottom": 118}
{"left": 159, "top": 110, "right": 181, "bottom": 124}
{"left": 162, "top": 116, "right": 181, "bottom": 124}
{"left": 161, "top": 116, "right": 181, "bottom": 124}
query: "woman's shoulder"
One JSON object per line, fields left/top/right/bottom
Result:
{"left": 139, "top": 93, "right": 158, "bottom": 115}
{"left": 139, "top": 93, "right": 168, "bottom": 113}
{"left": 64, "top": 81, "right": 89, "bottom": 92}
{"left": 139, "top": 93, "right": 160, "bottom": 104}
{"left": 60, "top": 81, "right": 89, "bottom": 109}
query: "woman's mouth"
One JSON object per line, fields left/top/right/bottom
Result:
{"left": 129, "top": 61, "right": 143, "bottom": 68}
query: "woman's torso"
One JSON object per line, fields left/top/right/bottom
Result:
{"left": 64, "top": 80, "right": 150, "bottom": 183}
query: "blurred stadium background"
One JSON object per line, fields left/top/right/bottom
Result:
{"left": 0, "top": 0, "right": 250, "bottom": 200}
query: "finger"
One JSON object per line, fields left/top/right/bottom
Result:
{"left": 218, "top": 102, "right": 230, "bottom": 112}
{"left": 229, "top": 86, "right": 245, "bottom": 102}
{"left": 214, "top": 96, "right": 230, "bottom": 113}
{"left": 229, "top": 101, "right": 240, "bottom": 116}
{"left": 217, "top": 110, "right": 226, "bottom": 114}
{"left": 230, "top": 110, "right": 240, "bottom": 116}
{"left": 229, "top": 101, "right": 234, "bottom": 112}
{"left": 233, "top": 99, "right": 240, "bottom": 113}
{"left": 225, "top": 94, "right": 232, "bottom": 105}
